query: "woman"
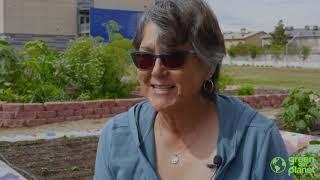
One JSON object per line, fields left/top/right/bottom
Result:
{"left": 95, "top": 0, "right": 292, "bottom": 179}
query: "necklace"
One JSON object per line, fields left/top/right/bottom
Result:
{"left": 157, "top": 118, "right": 200, "bottom": 165}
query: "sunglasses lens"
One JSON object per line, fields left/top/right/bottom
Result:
{"left": 131, "top": 51, "right": 189, "bottom": 70}
{"left": 162, "top": 52, "right": 186, "bottom": 69}
{"left": 132, "top": 53, "right": 155, "bottom": 70}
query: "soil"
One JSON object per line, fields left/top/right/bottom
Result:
{"left": 0, "top": 136, "right": 98, "bottom": 180}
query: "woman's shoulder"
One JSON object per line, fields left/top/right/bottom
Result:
{"left": 217, "top": 94, "right": 275, "bottom": 130}
{"left": 99, "top": 99, "right": 154, "bottom": 142}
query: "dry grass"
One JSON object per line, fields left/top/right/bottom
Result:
{"left": 223, "top": 66, "right": 320, "bottom": 91}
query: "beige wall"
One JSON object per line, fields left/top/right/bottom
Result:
{"left": 3, "top": 0, "right": 77, "bottom": 35}
{"left": 225, "top": 40, "right": 245, "bottom": 49}
{"left": 0, "top": 0, "right": 4, "bottom": 33}
{"left": 94, "top": 0, "right": 152, "bottom": 11}
{"left": 245, "top": 32, "right": 267, "bottom": 47}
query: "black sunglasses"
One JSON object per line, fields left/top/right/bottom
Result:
{"left": 131, "top": 50, "right": 196, "bottom": 70}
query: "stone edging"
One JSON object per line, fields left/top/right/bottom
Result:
{"left": 0, "top": 94, "right": 287, "bottom": 128}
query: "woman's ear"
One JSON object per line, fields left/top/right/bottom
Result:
{"left": 206, "top": 66, "right": 216, "bottom": 80}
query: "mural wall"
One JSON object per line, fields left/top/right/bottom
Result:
{"left": 90, "top": 8, "right": 142, "bottom": 41}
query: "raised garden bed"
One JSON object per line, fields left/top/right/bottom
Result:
{"left": 0, "top": 136, "right": 98, "bottom": 179}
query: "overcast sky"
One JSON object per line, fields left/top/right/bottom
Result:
{"left": 208, "top": 0, "right": 320, "bottom": 33}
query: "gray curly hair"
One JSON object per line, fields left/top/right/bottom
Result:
{"left": 133, "top": 0, "right": 226, "bottom": 99}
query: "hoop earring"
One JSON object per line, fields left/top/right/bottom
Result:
{"left": 203, "top": 79, "right": 215, "bottom": 94}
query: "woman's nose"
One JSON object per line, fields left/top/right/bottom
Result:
{"left": 151, "top": 58, "right": 168, "bottom": 77}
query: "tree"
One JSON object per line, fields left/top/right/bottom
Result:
{"left": 300, "top": 46, "right": 311, "bottom": 61}
{"left": 271, "top": 20, "right": 288, "bottom": 46}
{"left": 102, "top": 20, "right": 123, "bottom": 42}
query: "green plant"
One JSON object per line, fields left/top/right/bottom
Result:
{"left": 278, "top": 88, "right": 320, "bottom": 133}
{"left": 40, "top": 167, "right": 50, "bottom": 176}
{"left": 227, "top": 47, "right": 236, "bottom": 58}
{"left": 70, "top": 166, "right": 80, "bottom": 172}
{"left": 300, "top": 46, "right": 312, "bottom": 61}
{"left": 0, "top": 21, "right": 138, "bottom": 103}
{"left": 268, "top": 44, "right": 284, "bottom": 60}
{"left": 236, "top": 85, "right": 255, "bottom": 96}
{"left": 249, "top": 46, "right": 259, "bottom": 59}
{"left": 271, "top": 20, "right": 288, "bottom": 46}
{"left": 226, "top": 43, "right": 262, "bottom": 59}
{"left": 30, "top": 84, "right": 68, "bottom": 103}
{"left": 291, "top": 148, "right": 320, "bottom": 180}
{"left": 217, "top": 69, "right": 234, "bottom": 91}
{"left": 0, "top": 88, "right": 30, "bottom": 102}
{"left": 58, "top": 35, "right": 136, "bottom": 100}
{"left": 0, "top": 43, "right": 21, "bottom": 89}
{"left": 18, "top": 40, "right": 65, "bottom": 102}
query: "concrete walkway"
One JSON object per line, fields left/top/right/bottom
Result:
{"left": 0, "top": 160, "right": 27, "bottom": 180}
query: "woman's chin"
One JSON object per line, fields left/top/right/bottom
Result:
{"left": 147, "top": 96, "right": 177, "bottom": 112}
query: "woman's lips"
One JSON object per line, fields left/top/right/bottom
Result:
{"left": 151, "top": 84, "right": 176, "bottom": 95}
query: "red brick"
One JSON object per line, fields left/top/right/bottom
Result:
{"left": 0, "top": 119, "right": 5, "bottom": 127}
{"left": 261, "top": 100, "right": 272, "bottom": 107}
{"left": 131, "top": 98, "right": 144, "bottom": 105}
{"left": 99, "top": 100, "right": 116, "bottom": 108}
{"left": 267, "top": 94, "right": 278, "bottom": 102}
{"left": 85, "top": 114, "right": 101, "bottom": 119}
{"left": 65, "top": 116, "right": 83, "bottom": 121}
{"left": 2, "top": 103, "right": 24, "bottom": 112}
{"left": 101, "top": 114, "right": 115, "bottom": 118}
{"left": 115, "top": 99, "right": 136, "bottom": 107}
{"left": 57, "top": 109, "right": 74, "bottom": 117}
{"left": 25, "top": 119, "right": 47, "bottom": 127}
{"left": 37, "top": 111, "right": 56, "bottom": 119}
{"left": 75, "top": 108, "right": 94, "bottom": 116}
{"left": 47, "top": 117, "right": 65, "bottom": 123}
{"left": 14, "top": 112, "right": 36, "bottom": 120}
{"left": 65, "top": 102, "right": 84, "bottom": 110}
{"left": 23, "top": 103, "right": 45, "bottom": 112}
{"left": 279, "top": 94, "right": 288, "bottom": 101}
{"left": 111, "top": 106, "right": 127, "bottom": 114}
{"left": 3, "top": 119, "right": 25, "bottom": 128}
{"left": 95, "top": 108, "right": 111, "bottom": 116}
{"left": 0, "top": 102, "right": 4, "bottom": 111}
{"left": 0, "top": 112, "right": 15, "bottom": 119}
{"left": 83, "top": 101, "right": 102, "bottom": 109}
{"left": 45, "top": 102, "right": 67, "bottom": 111}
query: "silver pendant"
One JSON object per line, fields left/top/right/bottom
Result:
{"left": 171, "top": 154, "right": 179, "bottom": 164}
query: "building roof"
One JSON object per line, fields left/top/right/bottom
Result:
{"left": 223, "top": 31, "right": 267, "bottom": 40}
{"left": 261, "top": 34, "right": 272, "bottom": 39}
{"left": 285, "top": 28, "right": 320, "bottom": 38}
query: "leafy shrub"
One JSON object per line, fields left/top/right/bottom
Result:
{"left": 278, "top": 88, "right": 320, "bottom": 133}
{"left": 300, "top": 46, "right": 311, "bottom": 61}
{"left": 0, "top": 21, "right": 138, "bottom": 103}
{"left": 267, "top": 44, "right": 284, "bottom": 60}
{"left": 17, "top": 40, "right": 65, "bottom": 102}
{"left": 227, "top": 47, "right": 236, "bottom": 58}
{"left": 0, "top": 88, "right": 30, "bottom": 103}
{"left": 236, "top": 85, "right": 255, "bottom": 96}
{"left": 227, "top": 43, "right": 263, "bottom": 59}
{"left": 217, "top": 69, "right": 234, "bottom": 91}
{"left": 291, "top": 144, "right": 320, "bottom": 180}
{"left": 57, "top": 35, "right": 136, "bottom": 100}
{"left": 0, "top": 43, "right": 21, "bottom": 89}
{"left": 30, "top": 84, "right": 68, "bottom": 103}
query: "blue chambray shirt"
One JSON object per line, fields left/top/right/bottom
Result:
{"left": 94, "top": 95, "right": 293, "bottom": 180}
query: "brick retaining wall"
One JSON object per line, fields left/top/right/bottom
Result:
{"left": 0, "top": 94, "right": 287, "bottom": 128}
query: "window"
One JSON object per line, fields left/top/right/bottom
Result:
{"left": 79, "top": 10, "right": 90, "bottom": 36}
